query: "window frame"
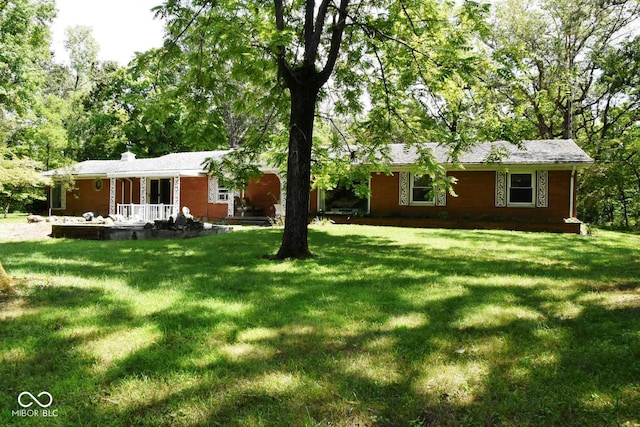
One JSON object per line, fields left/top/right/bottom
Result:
{"left": 51, "top": 182, "right": 66, "bottom": 210}
{"left": 410, "top": 173, "right": 435, "bottom": 205}
{"left": 216, "top": 187, "right": 230, "bottom": 202}
{"left": 507, "top": 172, "right": 536, "bottom": 207}
{"left": 92, "top": 178, "right": 103, "bottom": 191}
{"left": 318, "top": 179, "right": 371, "bottom": 214}
{"left": 149, "top": 178, "right": 173, "bottom": 205}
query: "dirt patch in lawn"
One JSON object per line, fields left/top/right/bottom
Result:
{"left": 0, "top": 222, "right": 52, "bottom": 241}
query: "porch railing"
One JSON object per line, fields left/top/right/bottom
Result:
{"left": 117, "top": 204, "right": 176, "bottom": 222}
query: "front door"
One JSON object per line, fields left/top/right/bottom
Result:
{"left": 150, "top": 179, "right": 172, "bottom": 204}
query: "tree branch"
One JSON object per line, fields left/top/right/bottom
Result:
{"left": 305, "top": 0, "right": 332, "bottom": 65}
{"left": 274, "top": 0, "right": 290, "bottom": 84}
{"left": 165, "top": 2, "right": 211, "bottom": 51}
{"left": 318, "top": 0, "right": 349, "bottom": 85}
{"left": 304, "top": 0, "right": 316, "bottom": 65}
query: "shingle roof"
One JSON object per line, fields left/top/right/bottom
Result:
{"left": 388, "top": 140, "right": 593, "bottom": 166}
{"left": 44, "top": 150, "right": 230, "bottom": 177}
{"left": 45, "top": 140, "right": 592, "bottom": 177}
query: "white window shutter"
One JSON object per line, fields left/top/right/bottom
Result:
{"left": 435, "top": 185, "right": 447, "bottom": 206}
{"left": 536, "top": 170, "right": 548, "bottom": 207}
{"left": 495, "top": 171, "right": 507, "bottom": 207}
{"left": 208, "top": 176, "right": 217, "bottom": 203}
{"left": 399, "top": 172, "right": 410, "bottom": 206}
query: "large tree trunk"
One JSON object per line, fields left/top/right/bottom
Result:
{"left": 272, "top": 0, "right": 348, "bottom": 259}
{"left": 276, "top": 77, "right": 319, "bottom": 259}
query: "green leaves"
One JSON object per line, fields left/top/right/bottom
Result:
{"left": 0, "top": 148, "right": 50, "bottom": 215}
{"left": 485, "top": 0, "right": 640, "bottom": 227}
{"left": 0, "top": 0, "right": 54, "bottom": 116}
{"left": 204, "top": 147, "right": 262, "bottom": 191}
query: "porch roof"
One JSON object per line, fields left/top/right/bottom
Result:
{"left": 44, "top": 150, "right": 230, "bottom": 178}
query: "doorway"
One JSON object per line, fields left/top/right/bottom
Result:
{"left": 150, "top": 178, "right": 172, "bottom": 204}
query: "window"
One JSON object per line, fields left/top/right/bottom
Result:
{"left": 150, "top": 178, "right": 172, "bottom": 204}
{"left": 217, "top": 187, "right": 229, "bottom": 202}
{"left": 208, "top": 176, "right": 229, "bottom": 204}
{"left": 411, "top": 174, "right": 434, "bottom": 204}
{"left": 93, "top": 179, "right": 103, "bottom": 191}
{"left": 51, "top": 182, "right": 65, "bottom": 210}
{"left": 508, "top": 173, "right": 534, "bottom": 205}
{"left": 320, "top": 181, "right": 369, "bottom": 214}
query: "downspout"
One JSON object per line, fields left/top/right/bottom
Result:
{"left": 569, "top": 166, "right": 576, "bottom": 218}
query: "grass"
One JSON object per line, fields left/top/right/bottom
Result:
{"left": 0, "top": 212, "right": 31, "bottom": 223}
{"left": 0, "top": 224, "right": 639, "bottom": 426}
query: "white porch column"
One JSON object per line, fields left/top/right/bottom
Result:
{"left": 173, "top": 175, "right": 181, "bottom": 213}
{"left": 140, "top": 177, "right": 147, "bottom": 205}
{"left": 109, "top": 178, "right": 116, "bottom": 214}
{"left": 277, "top": 174, "right": 287, "bottom": 213}
{"left": 227, "top": 194, "right": 234, "bottom": 217}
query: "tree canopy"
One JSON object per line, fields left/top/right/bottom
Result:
{"left": 0, "top": 148, "right": 50, "bottom": 217}
{"left": 154, "top": 0, "right": 489, "bottom": 257}
{"left": 0, "top": 0, "right": 54, "bottom": 118}
{"left": 2, "top": 0, "right": 640, "bottom": 232}
{"left": 486, "top": 0, "right": 640, "bottom": 227}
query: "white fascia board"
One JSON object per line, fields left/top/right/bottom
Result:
{"left": 388, "top": 162, "right": 592, "bottom": 172}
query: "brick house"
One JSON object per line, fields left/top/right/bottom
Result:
{"left": 44, "top": 139, "right": 593, "bottom": 232}
{"left": 44, "top": 150, "right": 284, "bottom": 222}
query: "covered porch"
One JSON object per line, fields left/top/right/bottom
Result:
{"left": 107, "top": 175, "right": 191, "bottom": 222}
{"left": 109, "top": 172, "right": 285, "bottom": 223}
{"left": 116, "top": 203, "right": 177, "bottom": 222}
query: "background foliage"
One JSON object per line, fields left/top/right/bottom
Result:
{"left": 1, "top": 0, "right": 640, "bottom": 228}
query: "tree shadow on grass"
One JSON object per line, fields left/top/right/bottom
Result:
{"left": 0, "top": 227, "right": 638, "bottom": 425}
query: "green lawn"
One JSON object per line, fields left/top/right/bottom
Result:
{"left": 0, "top": 212, "right": 31, "bottom": 223}
{"left": 0, "top": 225, "right": 639, "bottom": 426}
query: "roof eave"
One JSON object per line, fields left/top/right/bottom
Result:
{"left": 390, "top": 161, "right": 594, "bottom": 171}
{"left": 106, "top": 169, "right": 207, "bottom": 178}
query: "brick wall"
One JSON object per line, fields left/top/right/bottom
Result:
{"left": 180, "top": 177, "right": 209, "bottom": 218}
{"left": 61, "top": 179, "right": 110, "bottom": 216}
{"left": 245, "top": 173, "right": 281, "bottom": 216}
{"left": 366, "top": 170, "right": 575, "bottom": 222}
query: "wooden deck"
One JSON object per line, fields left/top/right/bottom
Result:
{"left": 223, "top": 216, "right": 273, "bottom": 226}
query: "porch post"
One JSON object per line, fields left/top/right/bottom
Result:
{"left": 140, "top": 177, "right": 147, "bottom": 205}
{"left": 109, "top": 178, "right": 116, "bottom": 214}
{"left": 173, "top": 175, "right": 181, "bottom": 214}
{"left": 227, "top": 194, "right": 234, "bottom": 217}
{"left": 277, "top": 174, "right": 287, "bottom": 213}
